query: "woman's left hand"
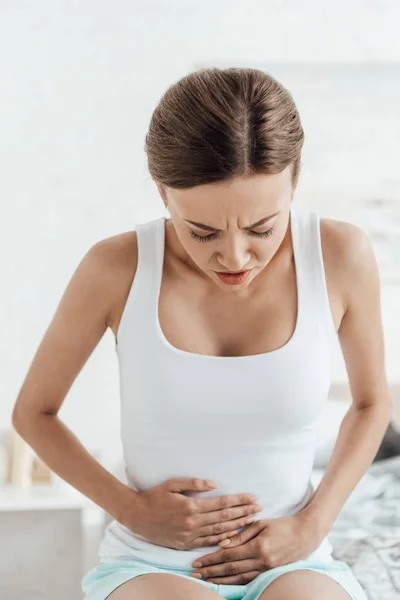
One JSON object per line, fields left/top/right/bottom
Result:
{"left": 190, "top": 511, "right": 320, "bottom": 585}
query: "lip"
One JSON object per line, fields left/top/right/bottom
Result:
{"left": 215, "top": 269, "right": 252, "bottom": 285}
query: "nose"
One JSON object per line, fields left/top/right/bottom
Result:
{"left": 217, "top": 236, "right": 252, "bottom": 272}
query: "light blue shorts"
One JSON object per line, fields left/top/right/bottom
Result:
{"left": 82, "top": 557, "right": 368, "bottom": 600}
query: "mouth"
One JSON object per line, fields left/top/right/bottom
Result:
{"left": 216, "top": 270, "right": 249, "bottom": 274}
{"left": 214, "top": 269, "right": 252, "bottom": 284}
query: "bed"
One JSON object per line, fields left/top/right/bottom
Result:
{"left": 312, "top": 456, "right": 400, "bottom": 600}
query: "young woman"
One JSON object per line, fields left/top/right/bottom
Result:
{"left": 12, "top": 67, "right": 392, "bottom": 600}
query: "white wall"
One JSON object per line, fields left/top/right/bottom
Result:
{"left": 1, "top": 1, "right": 400, "bottom": 469}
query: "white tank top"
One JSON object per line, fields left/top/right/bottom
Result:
{"left": 98, "top": 206, "right": 337, "bottom": 568}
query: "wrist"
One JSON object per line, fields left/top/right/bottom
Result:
{"left": 116, "top": 485, "right": 143, "bottom": 529}
{"left": 296, "top": 504, "right": 328, "bottom": 546}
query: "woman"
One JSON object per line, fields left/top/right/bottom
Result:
{"left": 12, "top": 67, "right": 392, "bottom": 600}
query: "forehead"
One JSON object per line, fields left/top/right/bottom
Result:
{"left": 167, "top": 168, "right": 292, "bottom": 221}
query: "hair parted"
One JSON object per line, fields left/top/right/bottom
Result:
{"left": 145, "top": 67, "right": 304, "bottom": 194}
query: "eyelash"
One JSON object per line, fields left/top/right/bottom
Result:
{"left": 189, "top": 227, "right": 275, "bottom": 243}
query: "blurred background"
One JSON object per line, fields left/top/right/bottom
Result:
{"left": 1, "top": 1, "right": 399, "bottom": 599}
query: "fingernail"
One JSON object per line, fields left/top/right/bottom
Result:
{"left": 246, "top": 517, "right": 256, "bottom": 524}
{"left": 191, "top": 573, "right": 202, "bottom": 578}
{"left": 219, "top": 538, "right": 231, "bottom": 546}
{"left": 192, "top": 561, "right": 202, "bottom": 567}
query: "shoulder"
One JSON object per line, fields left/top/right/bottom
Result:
{"left": 319, "top": 216, "right": 373, "bottom": 266}
{"left": 319, "top": 216, "right": 380, "bottom": 313}
{"left": 90, "top": 230, "right": 138, "bottom": 272}
{"left": 87, "top": 230, "right": 139, "bottom": 328}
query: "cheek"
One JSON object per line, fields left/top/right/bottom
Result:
{"left": 184, "top": 240, "right": 210, "bottom": 267}
{"left": 256, "top": 238, "right": 283, "bottom": 266}
{"left": 187, "top": 240, "right": 207, "bottom": 257}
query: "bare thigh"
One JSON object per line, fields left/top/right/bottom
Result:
{"left": 258, "top": 570, "right": 352, "bottom": 600}
{"left": 107, "top": 573, "right": 224, "bottom": 600}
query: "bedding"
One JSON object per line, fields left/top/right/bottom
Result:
{"left": 312, "top": 456, "right": 400, "bottom": 600}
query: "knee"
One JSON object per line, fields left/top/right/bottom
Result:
{"left": 257, "top": 570, "right": 351, "bottom": 600}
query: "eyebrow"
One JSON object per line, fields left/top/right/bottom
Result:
{"left": 184, "top": 212, "right": 280, "bottom": 232}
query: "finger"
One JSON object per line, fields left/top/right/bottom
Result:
{"left": 206, "top": 505, "right": 263, "bottom": 529}
{"left": 192, "top": 544, "right": 247, "bottom": 568}
{"left": 198, "top": 510, "right": 260, "bottom": 535}
{"left": 219, "top": 520, "right": 263, "bottom": 548}
{"left": 196, "top": 493, "right": 259, "bottom": 513}
{"left": 195, "top": 557, "right": 261, "bottom": 580}
{"left": 206, "top": 570, "right": 263, "bottom": 585}
{"left": 186, "top": 527, "right": 240, "bottom": 550}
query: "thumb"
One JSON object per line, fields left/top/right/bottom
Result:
{"left": 219, "top": 520, "right": 264, "bottom": 548}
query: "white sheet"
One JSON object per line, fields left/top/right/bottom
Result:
{"left": 313, "top": 456, "right": 400, "bottom": 600}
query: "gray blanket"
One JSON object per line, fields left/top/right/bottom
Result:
{"left": 313, "top": 456, "right": 400, "bottom": 600}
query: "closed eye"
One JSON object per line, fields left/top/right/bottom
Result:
{"left": 189, "top": 227, "right": 275, "bottom": 243}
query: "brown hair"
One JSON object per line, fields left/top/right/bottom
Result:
{"left": 145, "top": 67, "right": 304, "bottom": 195}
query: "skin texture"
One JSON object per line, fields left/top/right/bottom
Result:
{"left": 106, "top": 569, "right": 352, "bottom": 599}
{"left": 12, "top": 166, "right": 392, "bottom": 599}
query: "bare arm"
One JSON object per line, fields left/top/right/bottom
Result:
{"left": 302, "top": 220, "right": 393, "bottom": 538}
{"left": 12, "top": 237, "right": 137, "bottom": 524}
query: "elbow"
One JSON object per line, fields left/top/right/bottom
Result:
{"left": 11, "top": 406, "right": 50, "bottom": 435}
{"left": 11, "top": 407, "right": 28, "bottom": 434}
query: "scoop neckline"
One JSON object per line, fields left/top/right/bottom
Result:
{"left": 154, "top": 208, "right": 301, "bottom": 360}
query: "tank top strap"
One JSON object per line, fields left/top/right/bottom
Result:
{"left": 135, "top": 216, "right": 166, "bottom": 305}
{"left": 115, "top": 216, "right": 165, "bottom": 349}
{"left": 291, "top": 207, "right": 337, "bottom": 341}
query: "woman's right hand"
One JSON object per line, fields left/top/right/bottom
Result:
{"left": 120, "top": 478, "right": 264, "bottom": 550}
